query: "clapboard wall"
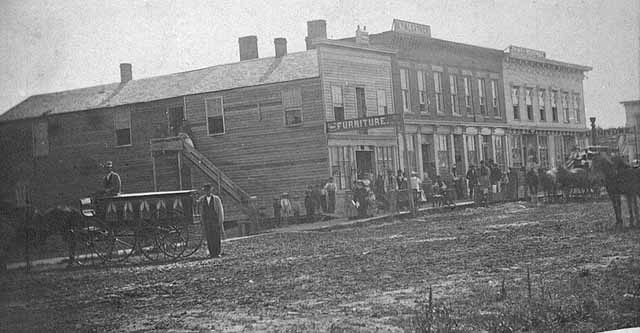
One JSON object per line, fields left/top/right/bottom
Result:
{"left": 184, "top": 77, "right": 329, "bottom": 220}
{"left": 0, "top": 97, "right": 185, "bottom": 210}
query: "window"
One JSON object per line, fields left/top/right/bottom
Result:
{"left": 434, "top": 72, "right": 443, "bottom": 113}
{"left": 332, "top": 86, "right": 344, "bottom": 121}
{"left": 465, "top": 135, "right": 478, "bottom": 167}
{"left": 573, "top": 93, "right": 581, "bottom": 123}
{"left": 283, "top": 87, "right": 302, "bottom": 126}
{"left": 205, "top": 98, "right": 225, "bottom": 135}
{"left": 376, "top": 146, "right": 396, "bottom": 176}
{"left": 511, "top": 86, "right": 520, "bottom": 120}
{"left": 525, "top": 88, "right": 533, "bottom": 121}
{"left": 551, "top": 90, "right": 558, "bottom": 122}
{"left": 493, "top": 136, "right": 506, "bottom": 170}
{"left": 482, "top": 135, "right": 492, "bottom": 162}
{"left": 538, "top": 89, "right": 546, "bottom": 122}
{"left": 437, "top": 134, "right": 450, "bottom": 170}
{"left": 510, "top": 135, "right": 523, "bottom": 168}
{"left": 115, "top": 109, "right": 132, "bottom": 146}
{"left": 376, "top": 90, "right": 388, "bottom": 115}
{"left": 464, "top": 77, "right": 472, "bottom": 113}
{"left": 539, "top": 136, "right": 549, "bottom": 168}
{"left": 33, "top": 120, "right": 49, "bottom": 156}
{"left": 478, "top": 78, "right": 486, "bottom": 115}
{"left": 450, "top": 74, "right": 459, "bottom": 115}
{"left": 417, "top": 70, "right": 427, "bottom": 111}
{"left": 330, "top": 146, "right": 354, "bottom": 190}
{"left": 491, "top": 79, "right": 499, "bottom": 116}
{"left": 400, "top": 68, "right": 411, "bottom": 112}
{"left": 356, "top": 87, "right": 367, "bottom": 118}
{"left": 421, "top": 134, "right": 436, "bottom": 178}
{"left": 562, "top": 92, "right": 570, "bottom": 123}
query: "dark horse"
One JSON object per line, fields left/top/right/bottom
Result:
{"left": 538, "top": 168, "right": 559, "bottom": 203}
{"left": 0, "top": 202, "right": 84, "bottom": 271}
{"left": 591, "top": 155, "right": 640, "bottom": 227}
{"left": 556, "top": 166, "right": 594, "bottom": 200}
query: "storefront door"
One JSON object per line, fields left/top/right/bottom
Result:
{"left": 356, "top": 151, "right": 374, "bottom": 179}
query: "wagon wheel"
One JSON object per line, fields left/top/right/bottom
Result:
{"left": 87, "top": 219, "right": 136, "bottom": 263}
{"left": 137, "top": 219, "right": 163, "bottom": 262}
{"left": 158, "top": 225, "right": 187, "bottom": 259}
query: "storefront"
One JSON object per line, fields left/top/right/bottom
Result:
{"left": 507, "top": 129, "right": 588, "bottom": 169}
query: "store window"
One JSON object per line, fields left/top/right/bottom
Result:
{"left": 493, "top": 136, "right": 506, "bottom": 170}
{"left": 421, "top": 134, "right": 436, "bottom": 179}
{"left": 510, "top": 135, "right": 523, "bottom": 168}
{"left": 437, "top": 134, "right": 450, "bottom": 171}
{"left": 539, "top": 136, "right": 549, "bottom": 168}
{"left": 376, "top": 146, "right": 396, "bottom": 176}
{"left": 329, "top": 146, "right": 355, "bottom": 190}
{"left": 466, "top": 135, "right": 478, "bottom": 167}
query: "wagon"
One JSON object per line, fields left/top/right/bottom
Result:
{"left": 78, "top": 189, "right": 202, "bottom": 264}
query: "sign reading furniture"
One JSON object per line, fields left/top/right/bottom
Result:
{"left": 326, "top": 114, "right": 397, "bottom": 133}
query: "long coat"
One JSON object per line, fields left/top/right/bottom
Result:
{"left": 198, "top": 194, "right": 225, "bottom": 257}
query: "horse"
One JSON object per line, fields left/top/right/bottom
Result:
{"left": 591, "top": 154, "right": 640, "bottom": 227}
{"left": 525, "top": 167, "right": 539, "bottom": 201}
{"left": 39, "top": 205, "right": 85, "bottom": 266}
{"left": 556, "top": 166, "right": 593, "bottom": 200}
{"left": 0, "top": 202, "right": 43, "bottom": 271}
{"left": 538, "top": 168, "right": 559, "bottom": 203}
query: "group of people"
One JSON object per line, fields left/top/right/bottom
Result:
{"left": 303, "top": 177, "right": 338, "bottom": 217}
{"left": 465, "top": 159, "right": 506, "bottom": 206}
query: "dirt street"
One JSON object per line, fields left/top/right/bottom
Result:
{"left": 2, "top": 201, "right": 640, "bottom": 332}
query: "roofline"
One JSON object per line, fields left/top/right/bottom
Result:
{"left": 620, "top": 100, "right": 640, "bottom": 105}
{"left": 504, "top": 53, "right": 592, "bottom": 72}
{"left": 314, "top": 40, "right": 397, "bottom": 55}
{"left": 0, "top": 76, "right": 321, "bottom": 125}
{"left": 371, "top": 30, "right": 505, "bottom": 55}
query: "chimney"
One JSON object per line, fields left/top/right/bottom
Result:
{"left": 274, "top": 38, "right": 287, "bottom": 57}
{"left": 355, "top": 25, "right": 369, "bottom": 45}
{"left": 305, "top": 19, "right": 327, "bottom": 50}
{"left": 120, "top": 63, "right": 132, "bottom": 83}
{"left": 238, "top": 35, "right": 259, "bottom": 61}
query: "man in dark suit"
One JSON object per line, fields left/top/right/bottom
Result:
{"left": 198, "top": 184, "right": 225, "bottom": 258}
{"left": 102, "top": 161, "right": 121, "bottom": 196}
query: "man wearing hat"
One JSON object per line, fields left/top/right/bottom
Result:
{"left": 102, "top": 161, "right": 121, "bottom": 196}
{"left": 198, "top": 184, "right": 225, "bottom": 258}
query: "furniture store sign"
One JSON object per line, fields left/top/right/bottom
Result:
{"left": 326, "top": 114, "right": 397, "bottom": 133}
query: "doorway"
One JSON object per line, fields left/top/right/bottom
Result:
{"left": 356, "top": 150, "right": 374, "bottom": 179}
{"left": 168, "top": 107, "right": 184, "bottom": 137}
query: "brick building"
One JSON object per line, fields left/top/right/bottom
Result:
{"left": 502, "top": 45, "right": 591, "bottom": 168}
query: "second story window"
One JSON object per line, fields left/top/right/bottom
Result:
{"left": 377, "top": 90, "right": 388, "bottom": 115}
{"left": 525, "top": 88, "right": 533, "bottom": 121}
{"left": 33, "top": 119, "right": 49, "bottom": 156}
{"left": 491, "top": 79, "right": 499, "bottom": 116}
{"left": 115, "top": 109, "right": 132, "bottom": 146}
{"left": 417, "top": 70, "right": 427, "bottom": 111}
{"left": 400, "top": 68, "right": 411, "bottom": 113}
{"left": 562, "top": 92, "right": 570, "bottom": 123}
{"left": 478, "top": 78, "right": 486, "bottom": 115}
{"left": 573, "top": 93, "right": 581, "bottom": 123}
{"left": 464, "top": 77, "right": 472, "bottom": 114}
{"left": 206, "top": 97, "right": 225, "bottom": 135}
{"left": 282, "top": 87, "right": 303, "bottom": 126}
{"left": 511, "top": 86, "right": 520, "bottom": 120}
{"left": 331, "top": 86, "right": 344, "bottom": 121}
{"left": 434, "top": 71, "right": 443, "bottom": 114}
{"left": 538, "top": 89, "right": 546, "bottom": 122}
{"left": 551, "top": 90, "right": 558, "bottom": 122}
{"left": 450, "top": 74, "right": 459, "bottom": 115}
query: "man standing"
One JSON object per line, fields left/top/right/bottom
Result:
{"left": 466, "top": 165, "right": 478, "bottom": 201}
{"left": 323, "top": 177, "right": 337, "bottom": 214}
{"left": 198, "top": 184, "right": 225, "bottom": 258}
{"left": 102, "top": 161, "right": 121, "bottom": 196}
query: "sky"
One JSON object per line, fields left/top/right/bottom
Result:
{"left": 1, "top": 0, "right": 638, "bottom": 127}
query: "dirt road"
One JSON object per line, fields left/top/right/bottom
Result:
{"left": 2, "top": 201, "right": 639, "bottom": 332}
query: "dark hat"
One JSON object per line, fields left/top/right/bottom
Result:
{"left": 105, "top": 161, "right": 113, "bottom": 168}
{"left": 202, "top": 183, "right": 212, "bottom": 189}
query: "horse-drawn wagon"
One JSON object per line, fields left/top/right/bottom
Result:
{"left": 77, "top": 189, "right": 202, "bottom": 264}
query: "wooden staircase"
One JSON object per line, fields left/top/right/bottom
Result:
{"left": 150, "top": 137, "right": 257, "bottom": 221}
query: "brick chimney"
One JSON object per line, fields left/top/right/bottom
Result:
{"left": 355, "top": 25, "right": 369, "bottom": 45}
{"left": 239, "top": 35, "right": 259, "bottom": 61}
{"left": 305, "top": 19, "right": 327, "bottom": 50}
{"left": 274, "top": 38, "right": 287, "bottom": 57}
{"left": 120, "top": 63, "right": 132, "bottom": 83}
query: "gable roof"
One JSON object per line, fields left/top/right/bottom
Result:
{"left": 0, "top": 50, "right": 319, "bottom": 122}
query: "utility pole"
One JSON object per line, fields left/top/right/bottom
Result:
{"left": 589, "top": 117, "right": 597, "bottom": 146}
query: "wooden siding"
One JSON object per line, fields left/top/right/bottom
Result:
{"left": 0, "top": 97, "right": 185, "bottom": 210}
{"left": 318, "top": 45, "right": 397, "bottom": 140}
{"left": 184, "top": 78, "right": 329, "bottom": 220}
